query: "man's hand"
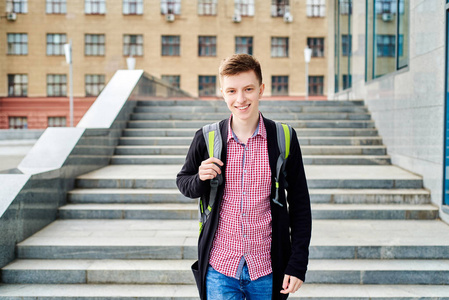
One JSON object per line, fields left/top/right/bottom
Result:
{"left": 280, "top": 274, "right": 303, "bottom": 294}
{"left": 199, "top": 157, "right": 224, "bottom": 181}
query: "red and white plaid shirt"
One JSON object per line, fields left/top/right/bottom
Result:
{"left": 209, "top": 113, "right": 272, "bottom": 281}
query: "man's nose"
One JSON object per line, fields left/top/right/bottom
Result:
{"left": 236, "top": 90, "right": 245, "bottom": 103}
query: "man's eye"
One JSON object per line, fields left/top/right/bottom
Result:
{"left": 228, "top": 90, "right": 235, "bottom": 94}
{"left": 246, "top": 88, "right": 253, "bottom": 92}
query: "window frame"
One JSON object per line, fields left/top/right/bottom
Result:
{"left": 123, "top": 34, "right": 144, "bottom": 56}
{"left": 161, "top": 35, "right": 181, "bottom": 56}
{"left": 9, "top": 116, "right": 28, "bottom": 129}
{"left": 198, "top": 0, "right": 217, "bottom": 16}
{"left": 235, "top": 36, "right": 253, "bottom": 55}
{"left": 85, "top": 0, "right": 106, "bottom": 14}
{"left": 308, "top": 75, "right": 324, "bottom": 96}
{"left": 234, "top": 0, "right": 255, "bottom": 17}
{"left": 7, "top": 74, "right": 28, "bottom": 97}
{"left": 47, "top": 33, "right": 67, "bottom": 56}
{"left": 306, "top": 0, "right": 326, "bottom": 17}
{"left": 85, "top": 34, "right": 106, "bottom": 56}
{"left": 307, "top": 37, "right": 325, "bottom": 57}
{"left": 48, "top": 116, "right": 67, "bottom": 127}
{"left": 47, "top": 74, "right": 67, "bottom": 97}
{"left": 198, "top": 36, "right": 217, "bottom": 57}
{"left": 161, "top": 0, "right": 181, "bottom": 15}
{"left": 7, "top": 33, "right": 28, "bottom": 55}
{"left": 198, "top": 75, "right": 217, "bottom": 97}
{"left": 85, "top": 74, "right": 106, "bottom": 97}
{"left": 271, "top": 75, "right": 289, "bottom": 96}
{"left": 271, "top": 37, "right": 289, "bottom": 58}
{"left": 161, "top": 75, "right": 181, "bottom": 89}
{"left": 7, "top": 0, "right": 28, "bottom": 13}
{"left": 271, "top": 0, "right": 289, "bottom": 17}
{"left": 123, "top": 0, "right": 143, "bottom": 15}
{"left": 46, "top": 0, "right": 66, "bottom": 14}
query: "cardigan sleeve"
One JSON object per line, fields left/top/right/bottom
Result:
{"left": 283, "top": 128, "right": 312, "bottom": 281}
{"left": 176, "top": 129, "right": 209, "bottom": 199}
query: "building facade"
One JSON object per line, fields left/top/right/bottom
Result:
{"left": 328, "top": 0, "right": 449, "bottom": 223}
{"left": 1, "top": 0, "right": 329, "bottom": 129}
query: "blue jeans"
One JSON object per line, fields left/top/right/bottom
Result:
{"left": 206, "top": 264, "right": 273, "bottom": 300}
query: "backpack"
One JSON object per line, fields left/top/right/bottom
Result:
{"left": 198, "top": 121, "right": 292, "bottom": 233}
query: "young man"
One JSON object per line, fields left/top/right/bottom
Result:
{"left": 176, "top": 54, "right": 311, "bottom": 300}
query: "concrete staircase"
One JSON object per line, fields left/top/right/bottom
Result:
{"left": 1, "top": 100, "right": 449, "bottom": 299}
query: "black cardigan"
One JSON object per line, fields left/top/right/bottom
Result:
{"left": 176, "top": 116, "right": 312, "bottom": 300}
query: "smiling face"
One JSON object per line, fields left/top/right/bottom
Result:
{"left": 221, "top": 70, "right": 265, "bottom": 125}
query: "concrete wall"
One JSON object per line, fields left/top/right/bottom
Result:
{"left": 329, "top": 0, "right": 449, "bottom": 223}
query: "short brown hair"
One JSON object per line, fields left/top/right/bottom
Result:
{"left": 219, "top": 54, "right": 263, "bottom": 85}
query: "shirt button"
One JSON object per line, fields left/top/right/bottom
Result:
{"left": 244, "top": 169, "right": 247, "bottom": 173}
{"left": 243, "top": 235, "right": 247, "bottom": 238}
{"left": 243, "top": 192, "right": 246, "bottom": 195}
{"left": 242, "top": 213, "right": 246, "bottom": 216}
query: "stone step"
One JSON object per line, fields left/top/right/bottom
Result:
{"left": 136, "top": 99, "right": 365, "bottom": 107}
{"left": 3, "top": 259, "right": 448, "bottom": 285}
{"left": 109, "top": 154, "right": 392, "bottom": 165}
{"left": 58, "top": 203, "right": 438, "bottom": 220}
{"left": 122, "top": 128, "right": 379, "bottom": 137}
{"left": 1, "top": 284, "right": 448, "bottom": 299}
{"left": 15, "top": 219, "right": 449, "bottom": 260}
{"left": 130, "top": 112, "right": 372, "bottom": 121}
{"left": 134, "top": 105, "right": 369, "bottom": 113}
{"left": 74, "top": 165, "right": 424, "bottom": 189}
{"left": 68, "top": 188, "right": 431, "bottom": 205}
{"left": 119, "top": 136, "right": 384, "bottom": 146}
{"left": 114, "top": 145, "right": 387, "bottom": 156}
{"left": 127, "top": 119, "right": 376, "bottom": 129}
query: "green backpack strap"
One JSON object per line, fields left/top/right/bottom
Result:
{"left": 199, "top": 122, "right": 223, "bottom": 233}
{"left": 274, "top": 121, "right": 292, "bottom": 207}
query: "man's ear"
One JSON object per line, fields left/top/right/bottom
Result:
{"left": 259, "top": 83, "right": 265, "bottom": 98}
{"left": 220, "top": 88, "right": 225, "bottom": 99}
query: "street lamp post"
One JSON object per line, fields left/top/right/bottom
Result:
{"left": 304, "top": 46, "right": 312, "bottom": 100}
{"left": 64, "top": 40, "right": 74, "bottom": 127}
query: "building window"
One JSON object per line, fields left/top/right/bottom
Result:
{"left": 46, "top": 0, "right": 66, "bottom": 14}
{"left": 198, "top": 76, "right": 216, "bottom": 96}
{"left": 85, "top": 74, "right": 105, "bottom": 96}
{"left": 198, "top": 0, "right": 217, "bottom": 15}
{"left": 9, "top": 117, "right": 28, "bottom": 129}
{"left": 234, "top": 0, "right": 255, "bottom": 17}
{"left": 123, "top": 34, "right": 143, "bottom": 56}
{"left": 7, "top": 0, "right": 28, "bottom": 13}
{"left": 7, "top": 33, "right": 28, "bottom": 55}
{"left": 307, "top": 37, "right": 324, "bottom": 57}
{"left": 309, "top": 76, "right": 324, "bottom": 96}
{"left": 198, "top": 36, "right": 217, "bottom": 57}
{"left": 47, "top": 34, "right": 66, "bottom": 56}
{"left": 271, "top": 37, "right": 289, "bottom": 57}
{"left": 235, "top": 37, "right": 253, "bottom": 55}
{"left": 342, "top": 34, "right": 352, "bottom": 56}
{"left": 375, "top": 0, "right": 404, "bottom": 14}
{"left": 123, "top": 0, "right": 143, "bottom": 15}
{"left": 161, "top": 75, "right": 180, "bottom": 89}
{"left": 272, "top": 76, "right": 288, "bottom": 96}
{"left": 162, "top": 36, "right": 180, "bottom": 56}
{"left": 342, "top": 74, "right": 351, "bottom": 90}
{"left": 271, "top": 0, "right": 289, "bottom": 17}
{"left": 339, "top": 0, "right": 352, "bottom": 15}
{"left": 85, "top": 0, "right": 106, "bottom": 14}
{"left": 47, "top": 74, "right": 67, "bottom": 97}
{"left": 376, "top": 35, "right": 396, "bottom": 57}
{"left": 8, "top": 74, "right": 27, "bottom": 97}
{"left": 306, "top": 0, "right": 325, "bottom": 17}
{"left": 161, "top": 0, "right": 181, "bottom": 15}
{"left": 48, "top": 117, "right": 66, "bottom": 127}
{"left": 85, "top": 34, "right": 105, "bottom": 56}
